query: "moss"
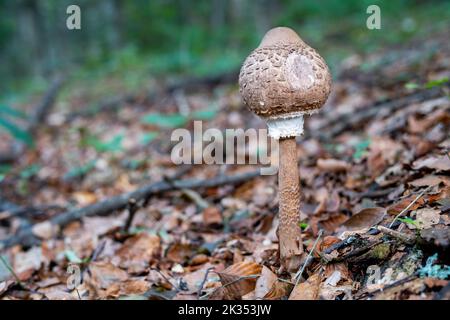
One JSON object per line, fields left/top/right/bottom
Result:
{"left": 370, "top": 243, "right": 391, "bottom": 260}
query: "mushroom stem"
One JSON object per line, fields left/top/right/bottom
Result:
{"left": 278, "top": 137, "right": 303, "bottom": 271}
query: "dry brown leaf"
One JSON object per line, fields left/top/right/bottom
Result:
{"left": 166, "top": 242, "right": 195, "bottom": 263}
{"left": 72, "top": 191, "right": 97, "bottom": 205}
{"left": 87, "top": 261, "right": 129, "bottom": 289}
{"left": 317, "top": 159, "right": 349, "bottom": 173}
{"left": 413, "top": 208, "right": 441, "bottom": 229}
{"left": 13, "top": 247, "right": 44, "bottom": 281}
{"left": 254, "top": 266, "right": 278, "bottom": 299}
{"left": 116, "top": 233, "right": 161, "bottom": 273}
{"left": 217, "top": 261, "right": 262, "bottom": 299}
{"left": 202, "top": 206, "right": 223, "bottom": 226}
{"left": 289, "top": 272, "right": 322, "bottom": 300}
{"left": 319, "top": 214, "right": 348, "bottom": 233}
{"left": 413, "top": 155, "right": 450, "bottom": 172}
{"left": 263, "top": 280, "right": 293, "bottom": 300}
{"left": 31, "top": 221, "right": 59, "bottom": 240}
{"left": 342, "top": 207, "right": 386, "bottom": 231}
{"left": 409, "top": 175, "right": 446, "bottom": 187}
{"left": 427, "top": 186, "right": 450, "bottom": 204}
{"left": 119, "top": 279, "right": 151, "bottom": 296}
{"left": 388, "top": 195, "right": 426, "bottom": 215}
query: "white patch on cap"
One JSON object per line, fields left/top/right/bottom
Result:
{"left": 266, "top": 115, "right": 304, "bottom": 139}
{"left": 285, "top": 54, "right": 315, "bottom": 90}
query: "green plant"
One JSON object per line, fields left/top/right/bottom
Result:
{"left": 0, "top": 105, "right": 32, "bottom": 146}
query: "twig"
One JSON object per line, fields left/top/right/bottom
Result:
{"left": 0, "top": 170, "right": 260, "bottom": 249}
{"left": 197, "top": 267, "right": 214, "bottom": 298}
{"left": 0, "top": 255, "right": 23, "bottom": 287}
{"left": 377, "top": 225, "right": 416, "bottom": 244}
{"left": 294, "top": 229, "right": 323, "bottom": 285}
{"left": 122, "top": 198, "right": 138, "bottom": 233}
{"left": 311, "top": 86, "right": 447, "bottom": 141}
{"left": 325, "top": 239, "right": 383, "bottom": 263}
{"left": 389, "top": 186, "right": 431, "bottom": 228}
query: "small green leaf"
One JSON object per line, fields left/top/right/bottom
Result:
{"left": 20, "top": 164, "right": 40, "bottom": 179}
{"left": 0, "top": 117, "right": 33, "bottom": 146}
{"left": 299, "top": 222, "right": 309, "bottom": 230}
{"left": 64, "top": 160, "right": 96, "bottom": 180}
{"left": 64, "top": 250, "right": 83, "bottom": 264}
{"left": 141, "top": 113, "right": 187, "bottom": 128}
{"left": 85, "top": 134, "right": 123, "bottom": 153}
{"left": 404, "top": 82, "right": 420, "bottom": 90}
{"left": 353, "top": 139, "right": 371, "bottom": 160}
{"left": 0, "top": 105, "right": 28, "bottom": 119}
{"left": 397, "top": 217, "right": 418, "bottom": 226}
{"left": 0, "top": 164, "right": 12, "bottom": 175}
{"left": 425, "top": 77, "right": 449, "bottom": 89}
{"left": 140, "top": 132, "right": 158, "bottom": 145}
{"left": 191, "top": 108, "right": 217, "bottom": 120}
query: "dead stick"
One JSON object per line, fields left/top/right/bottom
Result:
{"left": 0, "top": 170, "right": 261, "bottom": 249}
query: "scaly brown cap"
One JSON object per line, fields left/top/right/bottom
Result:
{"left": 239, "top": 27, "right": 331, "bottom": 119}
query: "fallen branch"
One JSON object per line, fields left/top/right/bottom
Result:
{"left": 377, "top": 225, "right": 416, "bottom": 245}
{"left": 311, "top": 86, "right": 447, "bottom": 140}
{"left": 0, "top": 169, "right": 261, "bottom": 249}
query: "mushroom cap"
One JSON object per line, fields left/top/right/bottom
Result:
{"left": 239, "top": 27, "right": 331, "bottom": 119}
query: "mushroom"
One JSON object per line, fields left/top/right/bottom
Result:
{"left": 239, "top": 27, "right": 331, "bottom": 271}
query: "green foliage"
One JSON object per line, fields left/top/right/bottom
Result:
{"left": 64, "top": 250, "right": 83, "bottom": 264}
{"left": 140, "top": 132, "right": 159, "bottom": 145}
{"left": 141, "top": 113, "right": 187, "bottom": 128}
{"left": 299, "top": 222, "right": 309, "bottom": 231}
{"left": 353, "top": 139, "right": 371, "bottom": 160}
{"left": 405, "top": 77, "right": 449, "bottom": 90}
{"left": 191, "top": 108, "right": 218, "bottom": 121}
{"left": 425, "top": 77, "right": 449, "bottom": 89}
{"left": 0, "top": 105, "right": 32, "bottom": 146}
{"left": 397, "top": 217, "right": 419, "bottom": 227}
{"left": 83, "top": 134, "right": 124, "bottom": 153}
{"left": 63, "top": 160, "right": 97, "bottom": 181}
{"left": 0, "top": 104, "right": 27, "bottom": 119}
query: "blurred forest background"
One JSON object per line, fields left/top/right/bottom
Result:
{"left": 0, "top": 0, "right": 449, "bottom": 300}
{"left": 1, "top": 0, "right": 450, "bottom": 96}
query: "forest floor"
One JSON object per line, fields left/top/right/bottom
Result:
{"left": 0, "top": 31, "right": 449, "bottom": 300}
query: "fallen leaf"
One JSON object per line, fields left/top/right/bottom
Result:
{"left": 413, "top": 155, "right": 450, "bottom": 172}
{"left": 119, "top": 279, "right": 151, "bottom": 296}
{"left": 409, "top": 175, "right": 446, "bottom": 187}
{"left": 413, "top": 208, "right": 441, "bottom": 229}
{"left": 263, "top": 280, "right": 293, "bottom": 300}
{"left": 73, "top": 191, "right": 98, "bottom": 205}
{"left": 217, "top": 261, "right": 262, "bottom": 299}
{"left": 87, "top": 261, "right": 129, "bottom": 289}
{"left": 32, "top": 221, "right": 59, "bottom": 240}
{"left": 202, "top": 206, "right": 223, "bottom": 226}
{"left": 342, "top": 207, "right": 386, "bottom": 231}
{"left": 13, "top": 247, "right": 43, "bottom": 280}
{"left": 116, "top": 233, "right": 161, "bottom": 273}
{"left": 317, "top": 159, "right": 349, "bottom": 173}
{"left": 166, "top": 242, "right": 195, "bottom": 263}
{"left": 289, "top": 272, "right": 322, "bottom": 300}
{"left": 254, "top": 266, "right": 278, "bottom": 299}
{"left": 388, "top": 195, "right": 426, "bottom": 215}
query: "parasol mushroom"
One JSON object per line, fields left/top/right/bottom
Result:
{"left": 239, "top": 27, "right": 331, "bottom": 271}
